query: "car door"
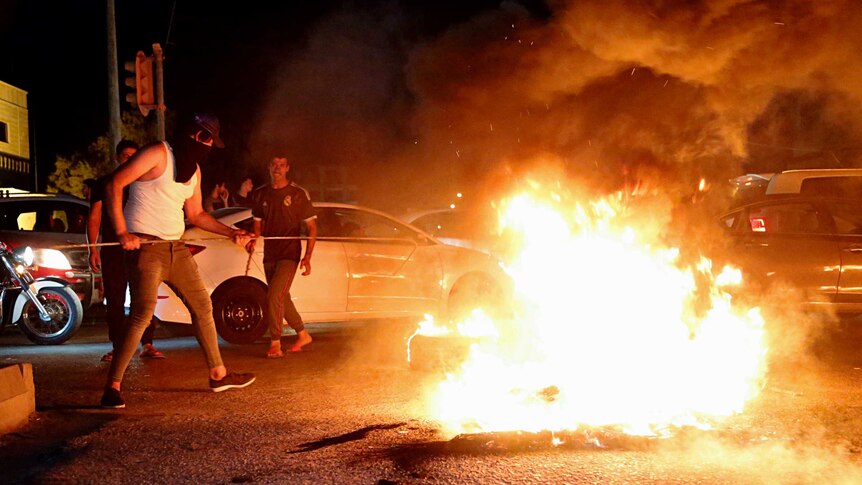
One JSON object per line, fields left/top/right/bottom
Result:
{"left": 822, "top": 199, "right": 862, "bottom": 304}
{"left": 234, "top": 211, "right": 349, "bottom": 315}
{"left": 728, "top": 200, "right": 839, "bottom": 303}
{"left": 331, "top": 207, "right": 441, "bottom": 314}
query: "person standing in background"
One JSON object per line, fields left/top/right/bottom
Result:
{"left": 233, "top": 176, "right": 255, "bottom": 208}
{"left": 87, "top": 140, "right": 164, "bottom": 363}
{"left": 203, "top": 180, "right": 230, "bottom": 212}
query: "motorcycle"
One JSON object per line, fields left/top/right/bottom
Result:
{"left": 0, "top": 241, "right": 83, "bottom": 345}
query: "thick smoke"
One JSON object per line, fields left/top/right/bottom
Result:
{"left": 252, "top": 0, "right": 862, "bottom": 212}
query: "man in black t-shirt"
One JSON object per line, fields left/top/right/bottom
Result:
{"left": 87, "top": 140, "right": 164, "bottom": 362}
{"left": 248, "top": 156, "right": 317, "bottom": 358}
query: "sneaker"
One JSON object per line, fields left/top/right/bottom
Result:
{"left": 100, "top": 388, "right": 125, "bottom": 409}
{"left": 209, "top": 372, "right": 256, "bottom": 393}
{"left": 140, "top": 344, "right": 165, "bottom": 359}
{"left": 101, "top": 352, "right": 113, "bottom": 363}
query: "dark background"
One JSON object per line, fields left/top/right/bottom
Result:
{"left": 0, "top": 0, "right": 548, "bottom": 198}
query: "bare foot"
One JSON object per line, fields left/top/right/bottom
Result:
{"left": 266, "top": 341, "right": 284, "bottom": 358}
{"left": 289, "top": 331, "right": 312, "bottom": 352}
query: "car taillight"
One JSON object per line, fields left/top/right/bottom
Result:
{"left": 187, "top": 244, "right": 206, "bottom": 256}
{"left": 750, "top": 218, "right": 766, "bottom": 233}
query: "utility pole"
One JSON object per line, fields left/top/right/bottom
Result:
{"left": 106, "top": 0, "right": 121, "bottom": 149}
{"left": 152, "top": 43, "right": 166, "bottom": 141}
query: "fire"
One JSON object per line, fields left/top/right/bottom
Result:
{"left": 416, "top": 188, "right": 768, "bottom": 438}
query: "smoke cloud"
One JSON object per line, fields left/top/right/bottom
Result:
{"left": 251, "top": 0, "right": 862, "bottom": 212}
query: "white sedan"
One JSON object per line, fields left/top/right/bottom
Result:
{"left": 154, "top": 203, "right": 509, "bottom": 343}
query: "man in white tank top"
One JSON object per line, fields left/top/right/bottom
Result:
{"left": 100, "top": 113, "right": 255, "bottom": 409}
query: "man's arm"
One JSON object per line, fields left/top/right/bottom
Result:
{"left": 300, "top": 217, "right": 317, "bottom": 276}
{"left": 106, "top": 143, "right": 165, "bottom": 250}
{"left": 246, "top": 218, "right": 263, "bottom": 253}
{"left": 184, "top": 167, "right": 249, "bottom": 245}
{"left": 86, "top": 199, "right": 102, "bottom": 271}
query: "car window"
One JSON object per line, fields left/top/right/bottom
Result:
{"left": 318, "top": 207, "right": 423, "bottom": 242}
{"left": 0, "top": 200, "right": 87, "bottom": 234}
{"left": 822, "top": 200, "right": 862, "bottom": 235}
{"left": 800, "top": 177, "right": 862, "bottom": 198}
{"left": 234, "top": 216, "right": 255, "bottom": 233}
{"left": 720, "top": 211, "right": 742, "bottom": 231}
{"left": 412, "top": 211, "right": 475, "bottom": 239}
{"left": 746, "top": 203, "right": 826, "bottom": 235}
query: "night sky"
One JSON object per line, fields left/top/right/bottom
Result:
{"left": 1, "top": 0, "right": 538, "bottom": 204}
{"left": 3, "top": 1, "right": 862, "bottom": 214}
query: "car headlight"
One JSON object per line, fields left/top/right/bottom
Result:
{"left": 32, "top": 248, "right": 72, "bottom": 270}
{"left": 12, "top": 246, "right": 35, "bottom": 267}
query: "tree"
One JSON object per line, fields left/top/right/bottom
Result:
{"left": 46, "top": 111, "right": 158, "bottom": 198}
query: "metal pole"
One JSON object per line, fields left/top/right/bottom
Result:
{"left": 152, "top": 43, "right": 166, "bottom": 141}
{"left": 106, "top": 0, "right": 122, "bottom": 148}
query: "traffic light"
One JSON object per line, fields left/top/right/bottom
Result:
{"left": 124, "top": 51, "right": 155, "bottom": 116}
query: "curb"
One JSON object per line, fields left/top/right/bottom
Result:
{"left": 0, "top": 363, "right": 35, "bottom": 435}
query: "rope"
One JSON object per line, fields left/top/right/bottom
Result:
{"left": 53, "top": 235, "right": 422, "bottom": 277}
{"left": 51, "top": 236, "right": 417, "bottom": 250}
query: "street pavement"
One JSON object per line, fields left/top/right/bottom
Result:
{"left": 1, "top": 308, "right": 862, "bottom": 484}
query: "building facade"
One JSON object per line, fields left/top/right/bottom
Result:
{"left": 0, "top": 80, "right": 31, "bottom": 191}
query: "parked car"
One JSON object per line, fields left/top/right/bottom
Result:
{"left": 721, "top": 169, "right": 862, "bottom": 314}
{"left": 154, "top": 203, "right": 510, "bottom": 343}
{"left": 0, "top": 192, "right": 101, "bottom": 310}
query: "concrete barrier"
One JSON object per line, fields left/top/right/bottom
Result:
{"left": 0, "top": 363, "right": 35, "bottom": 435}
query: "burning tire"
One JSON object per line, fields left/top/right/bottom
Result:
{"left": 18, "top": 286, "right": 83, "bottom": 345}
{"left": 446, "top": 273, "right": 504, "bottom": 324}
{"left": 212, "top": 278, "right": 267, "bottom": 344}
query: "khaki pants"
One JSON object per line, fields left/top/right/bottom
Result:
{"left": 108, "top": 240, "right": 223, "bottom": 382}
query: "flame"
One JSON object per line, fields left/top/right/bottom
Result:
{"left": 416, "top": 188, "right": 768, "bottom": 438}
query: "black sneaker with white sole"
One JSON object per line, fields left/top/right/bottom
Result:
{"left": 100, "top": 388, "right": 125, "bottom": 408}
{"left": 209, "top": 372, "right": 256, "bottom": 392}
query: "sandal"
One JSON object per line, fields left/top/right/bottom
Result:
{"left": 140, "top": 345, "right": 165, "bottom": 359}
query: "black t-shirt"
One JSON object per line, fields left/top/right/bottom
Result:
{"left": 251, "top": 183, "right": 317, "bottom": 262}
{"left": 90, "top": 176, "right": 129, "bottom": 244}
{"left": 233, "top": 193, "right": 254, "bottom": 208}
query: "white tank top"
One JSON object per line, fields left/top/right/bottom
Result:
{"left": 124, "top": 142, "right": 197, "bottom": 240}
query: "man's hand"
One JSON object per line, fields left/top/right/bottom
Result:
{"left": 118, "top": 232, "right": 141, "bottom": 250}
{"left": 230, "top": 229, "right": 251, "bottom": 247}
{"left": 301, "top": 255, "right": 312, "bottom": 276}
{"left": 245, "top": 236, "right": 258, "bottom": 254}
{"left": 88, "top": 249, "right": 101, "bottom": 272}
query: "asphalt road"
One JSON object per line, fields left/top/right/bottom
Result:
{"left": 1, "top": 308, "right": 862, "bottom": 484}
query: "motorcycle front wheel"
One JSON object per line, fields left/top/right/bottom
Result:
{"left": 18, "top": 286, "right": 84, "bottom": 345}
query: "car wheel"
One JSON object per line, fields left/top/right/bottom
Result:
{"left": 446, "top": 273, "right": 504, "bottom": 324}
{"left": 212, "top": 278, "right": 268, "bottom": 344}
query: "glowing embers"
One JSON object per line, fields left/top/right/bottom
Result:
{"left": 414, "top": 188, "right": 768, "bottom": 439}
